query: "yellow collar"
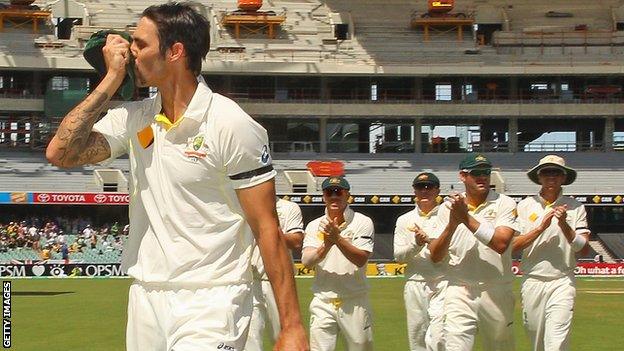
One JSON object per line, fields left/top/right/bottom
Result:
{"left": 417, "top": 205, "right": 438, "bottom": 218}
{"left": 154, "top": 113, "right": 185, "bottom": 131}
{"left": 465, "top": 191, "right": 497, "bottom": 213}
{"left": 538, "top": 191, "right": 562, "bottom": 209}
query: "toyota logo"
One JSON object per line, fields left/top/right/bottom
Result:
{"left": 38, "top": 193, "right": 50, "bottom": 202}
{"left": 94, "top": 194, "right": 107, "bottom": 203}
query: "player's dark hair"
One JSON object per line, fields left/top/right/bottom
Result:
{"left": 142, "top": 2, "right": 210, "bottom": 75}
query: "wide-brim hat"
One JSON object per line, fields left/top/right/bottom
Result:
{"left": 527, "top": 155, "right": 577, "bottom": 185}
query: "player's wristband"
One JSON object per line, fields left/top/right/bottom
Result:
{"left": 473, "top": 222, "right": 495, "bottom": 245}
{"left": 571, "top": 234, "right": 587, "bottom": 252}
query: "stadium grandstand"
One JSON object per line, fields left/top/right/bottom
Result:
{"left": 0, "top": 0, "right": 623, "bottom": 266}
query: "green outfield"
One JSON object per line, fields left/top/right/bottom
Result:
{"left": 5, "top": 277, "right": 624, "bottom": 350}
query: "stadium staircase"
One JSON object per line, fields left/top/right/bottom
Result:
{"left": 589, "top": 239, "right": 617, "bottom": 263}
{"left": 596, "top": 233, "right": 624, "bottom": 260}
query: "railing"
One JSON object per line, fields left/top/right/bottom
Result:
{"left": 0, "top": 116, "right": 55, "bottom": 150}
{"left": 268, "top": 139, "right": 609, "bottom": 154}
{"left": 222, "top": 88, "right": 624, "bottom": 104}
{"left": 522, "top": 141, "right": 604, "bottom": 152}
{"left": 0, "top": 88, "right": 44, "bottom": 99}
{"left": 493, "top": 30, "right": 624, "bottom": 49}
{"left": 2, "top": 85, "right": 624, "bottom": 104}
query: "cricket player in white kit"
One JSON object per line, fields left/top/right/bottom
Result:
{"left": 394, "top": 172, "right": 447, "bottom": 351}
{"left": 46, "top": 3, "right": 308, "bottom": 350}
{"left": 429, "top": 154, "right": 518, "bottom": 351}
{"left": 513, "top": 155, "right": 590, "bottom": 351}
{"left": 245, "top": 197, "right": 304, "bottom": 350}
{"left": 302, "top": 176, "right": 374, "bottom": 351}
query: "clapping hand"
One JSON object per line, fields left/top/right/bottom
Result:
{"left": 537, "top": 209, "right": 556, "bottom": 231}
{"left": 408, "top": 223, "right": 430, "bottom": 246}
{"left": 319, "top": 216, "right": 341, "bottom": 244}
{"left": 446, "top": 192, "right": 469, "bottom": 225}
{"left": 553, "top": 204, "right": 568, "bottom": 225}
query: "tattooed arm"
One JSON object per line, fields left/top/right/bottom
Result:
{"left": 46, "top": 35, "right": 130, "bottom": 169}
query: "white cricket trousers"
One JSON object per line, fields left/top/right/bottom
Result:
{"left": 126, "top": 280, "right": 252, "bottom": 351}
{"left": 444, "top": 283, "right": 515, "bottom": 351}
{"left": 521, "top": 275, "right": 576, "bottom": 351}
{"left": 244, "top": 279, "right": 280, "bottom": 351}
{"left": 404, "top": 280, "right": 447, "bottom": 351}
{"left": 309, "top": 294, "right": 373, "bottom": 351}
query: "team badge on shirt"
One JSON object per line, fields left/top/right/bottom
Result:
{"left": 184, "top": 134, "right": 207, "bottom": 162}
{"left": 482, "top": 208, "right": 497, "bottom": 221}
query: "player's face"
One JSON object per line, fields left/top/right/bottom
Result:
{"left": 131, "top": 17, "right": 169, "bottom": 88}
{"left": 413, "top": 184, "right": 440, "bottom": 206}
{"left": 538, "top": 167, "right": 565, "bottom": 191}
{"left": 323, "top": 188, "right": 349, "bottom": 212}
{"left": 460, "top": 166, "right": 491, "bottom": 196}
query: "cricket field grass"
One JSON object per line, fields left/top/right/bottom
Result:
{"left": 5, "top": 277, "right": 624, "bottom": 350}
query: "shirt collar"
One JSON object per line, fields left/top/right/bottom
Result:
{"left": 152, "top": 76, "right": 213, "bottom": 129}
{"left": 417, "top": 204, "right": 439, "bottom": 218}
{"left": 465, "top": 190, "right": 498, "bottom": 213}
{"left": 537, "top": 191, "right": 563, "bottom": 208}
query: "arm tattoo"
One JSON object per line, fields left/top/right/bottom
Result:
{"left": 55, "top": 90, "right": 112, "bottom": 166}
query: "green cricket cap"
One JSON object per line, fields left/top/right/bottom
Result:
{"left": 412, "top": 172, "right": 440, "bottom": 187}
{"left": 83, "top": 30, "right": 136, "bottom": 101}
{"left": 459, "top": 153, "right": 493, "bottom": 170}
{"left": 321, "top": 176, "right": 350, "bottom": 191}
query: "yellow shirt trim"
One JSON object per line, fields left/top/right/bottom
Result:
{"left": 467, "top": 202, "right": 487, "bottom": 214}
{"left": 154, "top": 113, "right": 185, "bottom": 131}
{"left": 418, "top": 209, "right": 433, "bottom": 218}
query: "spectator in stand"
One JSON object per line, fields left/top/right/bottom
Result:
{"left": 70, "top": 240, "right": 81, "bottom": 253}
{"left": 113, "top": 236, "right": 123, "bottom": 252}
{"left": 41, "top": 245, "right": 51, "bottom": 260}
{"left": 82, "top": 224, "right": 94, "bottom": 239}
{"left": 90, "top": 231, "right": 98, "bottom": 250}
{"left": 61, "top": 243, "right": 70, "bottom": 262}
{"left": 111, "top": 222, "right": 120, "bottom": 236}
{"left": 0, "top": 242, "right": 6, "bottom": 253}
{"left": 57, "top": 231, "right": 66, "bottom": 245}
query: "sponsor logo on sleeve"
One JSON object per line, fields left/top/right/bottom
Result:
{"left": 261, "top": 145, "right": 270, "bottom": 164}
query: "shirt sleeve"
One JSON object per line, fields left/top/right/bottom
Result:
{"left": 495, "top": 196, "right": 520, "bottom": 233}
{"left": 283, "top": 203, "right": 304, "bottom": 234}
{"left": 216, "top": 102, "right": 276, "bottom": 189}
{"left": 515, "top": 200, "right": 530, "bottom": 234}
{"left": 303, "top": 220, "right": 322, "bottom": 249}
{"left": 352, "top": 216, "right": 374, "bottom": 253}
{"left": 393, "top": 214, "right": 422, "bottom": 263}
{"left": 574, "top": 204, "right": 591, "bottom": 236}
{"left": 92, "top": 106, "right": 130, "bottom": 164}
{"left": 432, "top": 203, "right": 450, "bottom": 238}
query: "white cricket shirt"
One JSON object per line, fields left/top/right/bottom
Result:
{"left": 518, "top": 193, "right": 590, "bottom": 279}
{"left": 394, "top": 205, "right": 447, "bottom": 282}
{"left": 251, "top": 197, "right": 304, "bottom": 279}
{"left": 93, "top": 78, "right": 276, "bottom": 284}
{"left": 434, "top": 191, "right": 519, "bottom": 286}
{"left": 303, "top": 206, "right": 374, "bottom": 298}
